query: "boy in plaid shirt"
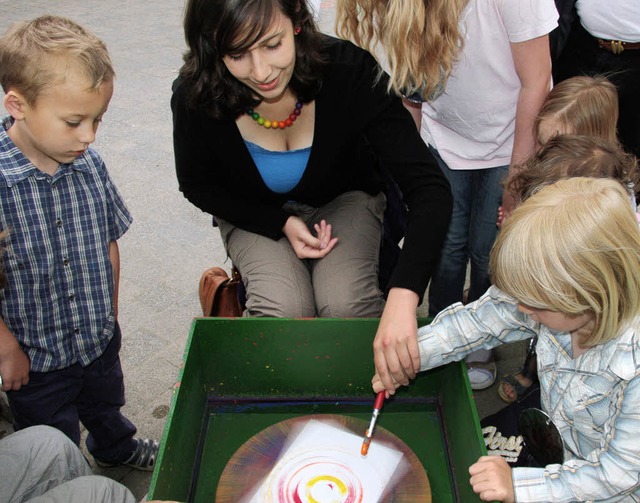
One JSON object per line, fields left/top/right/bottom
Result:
{"left": 0, "top": 15, "right": 157, "bottom": 470}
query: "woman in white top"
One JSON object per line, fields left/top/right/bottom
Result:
{"left": 338, "top": 0, "right": 558, "bottom": 391}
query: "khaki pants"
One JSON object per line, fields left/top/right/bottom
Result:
{"left": 216, "top": 191, "right": 386, "bottom": 318}
{"left": 0, "top": 425, "right": 136, "bottom": 503}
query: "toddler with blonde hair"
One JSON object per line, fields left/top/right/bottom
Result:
{"left": 375, "top": 177, "right": 640, "bottom": 502}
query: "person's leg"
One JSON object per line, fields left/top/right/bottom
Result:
{"left": 0, "top": 425, "right": 92, "bottom": 503}
{"left": 28, "top": 476, "right": 137, "bottom": 503}
{"left": 428, "top": 150, "right": 473, "bottom": 317}
{"left": 309, "top": 191, "right": 386, "bottom": 318}
{"left": 467, "top": 165, "right": 508, "bottom": 302}
{"left": 7, "top": 365, "right": 83, "bottom": 445}
{"left": 464, "top": 165, "right": 508, "bottom": 388}
{"left": 78, "top": 325, "right": 137, "bottom": 463}
{"left": 216, "top": 217, "right": 316, "bottom": 317}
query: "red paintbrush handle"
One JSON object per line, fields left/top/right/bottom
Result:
{"left": 373, "top": 390, "right": 385, "bottom": 410}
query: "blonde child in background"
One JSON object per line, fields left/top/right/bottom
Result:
{"left": 534, "top": 75, "right": 619, "bottom": 147}
{"left": 497, "top": 75, "right": 621, "bottom": 227}
{"left": 505, "top": 135, "right": 638, "bottom": 205}
{"left": 375, "top": 177, "right": 640, "bottom": 502}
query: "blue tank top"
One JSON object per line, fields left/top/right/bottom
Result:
{"left": 244, "top": 140, "right": 311, "bottom": 194}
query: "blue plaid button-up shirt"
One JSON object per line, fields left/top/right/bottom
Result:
{"left": 418, "top": 286, "right": 640, "bottom": 502}
{"left": 0, "top": 117, "right": 132, "bottom": 372}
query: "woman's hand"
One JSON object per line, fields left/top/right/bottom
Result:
{"left": 372, "top": 372, "right": 400, "bottom": 396}
{"left": 372, "top": 288, "right": 420, "bottom": 395}
{"left": 283, "top": 216, "right": 338, "bottom": 259}
{"left": 469, "top": 456, "right": 515, "bottom": 502}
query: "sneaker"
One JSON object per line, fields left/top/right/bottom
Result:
{"left": 95, "top": 437, "right": 159, "bottom": 472}
{"left": 466, "top": 360, "right": 497, "bottom": 390}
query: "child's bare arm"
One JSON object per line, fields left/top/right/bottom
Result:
{"left": 108, "top": 240, "right": 120, "bottom": 319}
{"left": 0, "top": 317, "right": 29, "bottom": 391}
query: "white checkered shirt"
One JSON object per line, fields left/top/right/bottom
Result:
{"left": 418, "top": 286, "right": 640, "bottom": 502}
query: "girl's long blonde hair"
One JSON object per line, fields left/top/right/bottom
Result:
{"left": 336, "top": 0, "right": 467, "bottom": 100}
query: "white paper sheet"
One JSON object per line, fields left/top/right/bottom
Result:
{"left": 246, "top": 419, "right": 405, "bottom": 503}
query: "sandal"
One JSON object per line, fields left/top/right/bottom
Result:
{"left": 497, "top": 372, "right": 535, "bottom": 404}
{"left": 466, "top": 360, "right": 497, "bottom": 390}
{"left": 498, "top": 337, "right": 540, "bottom": 403}
{"left": 95, "top": 437, "right": 159, "bottom": 472}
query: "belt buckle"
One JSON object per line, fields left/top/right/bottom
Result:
{"left": 611, "top": 40, "right": 624, "bottom": 54}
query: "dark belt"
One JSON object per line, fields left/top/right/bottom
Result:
{"left": 597, "top": 38, "right": 640, "bottom": 54}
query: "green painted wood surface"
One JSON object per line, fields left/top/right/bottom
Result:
{"left": 149, "top": 318, "right": 486, "bottom": 502}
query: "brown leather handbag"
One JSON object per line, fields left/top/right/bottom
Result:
{"left": 198, "top": 266, "right": 243, "bottom": 317}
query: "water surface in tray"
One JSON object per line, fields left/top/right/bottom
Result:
{"left": 188, "top": 398, "right": 456, "bottom": 502}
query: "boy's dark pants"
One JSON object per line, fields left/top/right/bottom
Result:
{"left": 7, "top": 324, "right": 137, "bottom": 462}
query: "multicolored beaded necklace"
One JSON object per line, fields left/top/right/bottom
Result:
{"left": 247, "top": 100, "right": 303, "bottom": 130}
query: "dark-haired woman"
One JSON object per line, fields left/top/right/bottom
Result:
{"left": 172, "top": 0, "right": 452, "bottom": 382}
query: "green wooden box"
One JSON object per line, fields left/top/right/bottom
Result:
{"left": 148, "top": 318, "right": 486, "bottom": 502}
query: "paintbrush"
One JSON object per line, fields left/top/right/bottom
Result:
{"left": 361, "top": 391, "right": 385, "bottom": 456}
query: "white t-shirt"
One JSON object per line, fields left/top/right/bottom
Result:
{"left": 577, "top": 0, "right": 640, "bottom": 42}
{"left": 420, "top": 0, "right": 558, "bottom": 170}
{"left": 307, "top": 0, "right": 322, "bottom": 22}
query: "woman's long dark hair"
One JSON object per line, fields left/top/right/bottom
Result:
{"left": 180, "top": 0, "right": 326, "bottom": 119}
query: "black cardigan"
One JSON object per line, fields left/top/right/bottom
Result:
{"left": 172, "top": 36, "right": 452, "bottom": 298}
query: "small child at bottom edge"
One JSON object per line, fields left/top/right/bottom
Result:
{"left": 0, "top": 16, "right": 157, "bottom": 470}
{"left": 374, "top": 177, "right": 640, "bottom": 502}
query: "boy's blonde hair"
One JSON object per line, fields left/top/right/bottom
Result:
{"left": 535, "top": 75, "right": 618, "bottom": 145}
{"left": 491, "top": 177, "right": 640, "bottom": 346}
{"left": 0, "top": 15, "right": 114, "bottom": 104}
{"left": 336, "top": 0, "right": 466, "bottom": 100}
{"left": 506, "top": 135, "right": 639, "bottom": 202}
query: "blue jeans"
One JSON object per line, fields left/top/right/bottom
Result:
{"left": 428, "top": 149, "right": 508, "bottom": 316}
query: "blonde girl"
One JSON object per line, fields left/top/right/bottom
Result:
{"left": 534, "top": 75, "right": 619, "bottom": 147}
{"left": 498, "top": 75, "right": 621, "bottom": 227}
{"left": 375, "top": 177, "right": 640, "bottom": 502}
{"left": 336, "top": 0, "right": 466, "bottom": 101}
